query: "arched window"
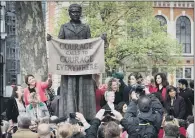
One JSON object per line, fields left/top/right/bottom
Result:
{"left": 176, "top": 16, "right": 191, "bottom": 53}
{"left": 155, "top": 15, "right": 167, "bottom": 26}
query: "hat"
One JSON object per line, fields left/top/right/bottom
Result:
{"left": 112, "top": 72, "right": 124, "bottom": 80}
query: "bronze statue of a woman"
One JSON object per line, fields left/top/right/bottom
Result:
{"left": 57, "top": 4, "right": 96, "bottom": 120}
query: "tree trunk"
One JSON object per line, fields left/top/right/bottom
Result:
{"left": 15, "top": 2, "right": 48, "bottom": 86}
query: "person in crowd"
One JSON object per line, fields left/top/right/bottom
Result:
{"left": 26, "top": 92, "right": 50, "bottom": 122}
{"left": 164, "top": 86, "right": 186, "bottom": 119}
{"left": 6, "top": 85, "right": 25, "bottom": 133}
{"left": 12, "top": 114, "right": 38, "bottom": 138}
{"left": 100, "top": 78, "right": 121, "bottom": 107}
{"left": 104, "top": 121, "right": 121, "bottom": 138}
{"left": 107, "top": 77, "right": 122, "bottom": 105}
{"left": 186, "top": 115, "right": 194, "bottom": 138}
{"left": 123, "top": 72, "right": 143, "bottom": 103}
{"left": 189, "top": 80, "right": 194, "bottom": 115}
{"left": 58, "top": 123, "right": 74, "bottom": 138}
{"left": 178, "top": 79, "right": 194, "bottom": 119}
{"left": 189, "top": 80, "right": 194, "bottom": 90}
{"left": 100, "top": 91, "right": 116, "bottom": 122}
{"left": 102, "top": 91, "right": 116, "bottom": 111}
{"left": 1, "top": 120, "right": 9, "bottom": 138}
{"left": 112, "top": 72, "right": 126, "bottom": 101}
{"left": 115, "top": 87, "right": 163, "bottom": 138}
{"left": 60, "top": 109, "right": 105, "bottom": 138}
{"left": 144, "top": 75, "right": 157, "bottom": 93}
{"left": 29, "top": 120, "right": 38, "bottom": 133}
{"left": 45, "top": 80, "right": 55, "bottom": 116}
{"left": 158, "top": 115, "right": 187, "bottom": 138}
{"left": 23, "top": 74, "right": 52, "bottom": 106}
{"left": 117, "top": 102, "right": 127, "bottom": 116}
{"left": 109, "top": 96, "right": 162, "bottom": 138}
{"left": 97, "top": 123, "right": 106, "bottom": 138}
{"left": 96, "top": 77, "right": 111, "bottom": 112}
{"left": 38, "top": 123, "right": 54, "bottom": 138}
{"left": 163, "top": 123, "right": 180, "bottom": 138}
{"left": 154, "top": 72, "right": 169, "bottom": 103}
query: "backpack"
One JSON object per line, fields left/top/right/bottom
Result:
{"left": 136, "top": 123, "right": 157, "bottom": 138}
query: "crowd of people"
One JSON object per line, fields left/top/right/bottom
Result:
{"left": 0, "top": 72, "right": 194, "bottom": 138}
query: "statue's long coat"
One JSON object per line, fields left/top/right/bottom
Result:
{"left": 57, "top": 21, "right": 96, "bottom": 120}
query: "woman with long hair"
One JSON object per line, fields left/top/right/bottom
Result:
{"left": 116, "top": 102, "right": 127, "bottom": 117}
{"left": 123, "top": 72, "right": 143, "bottom": 103}
{"left": 6, "top": 85, "right": 25, "bottom": 133}
{"left": 154, "top": 72, "right": 169, "bottom": 102}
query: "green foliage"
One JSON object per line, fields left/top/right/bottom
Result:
{"left": 54, "top": 2, "right": 182, "bottom": 72}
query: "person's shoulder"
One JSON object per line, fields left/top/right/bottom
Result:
{"left": 102, "top": 103, "right": 109, "bottom": 109}
{"left": 177, "top": 95, "right": 185, "bottom": 101}
{"left": 60, "top": 22, "right": 71, "bottom": 28}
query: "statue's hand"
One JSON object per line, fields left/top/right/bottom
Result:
{"left": 47, "top": 34, "right": 52, "bottom": 41}
{"left": 101, "top": 32, "right": 107, "bottom": 41}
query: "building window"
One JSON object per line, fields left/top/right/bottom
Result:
{"left": 5, "top": 12, "right": 16, "bottom": 36}
{"left": 176, "top": 16, "right": 191, "bottom": 54}
{"left": 155, "top": 15, "right": 167, "bottom": 26}
{"left": 176, "top": 67, "right": 193, "bottom": 86}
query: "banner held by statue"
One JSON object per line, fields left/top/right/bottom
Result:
{"left": 48, "top": 37, "right": 105, "bottom": 75}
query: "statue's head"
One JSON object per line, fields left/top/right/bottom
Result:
{"left": 68, "top": 4, "right": 82, "bottom": 22}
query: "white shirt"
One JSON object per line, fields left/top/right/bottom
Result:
{"left": 15, "top": 98, "right": 26, "bottom": 115}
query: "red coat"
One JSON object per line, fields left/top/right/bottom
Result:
{"left": 149, "top": 85, "right": 158, "bottom": 93}
{"left": 95, "top": 84, "right": 107, "bottom": 112}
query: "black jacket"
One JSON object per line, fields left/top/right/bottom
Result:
{"left": 102, "top": 103, "right": 117, "bottom": 110}
{"left": 85, "top": 118, "right": 101, "bottom": 138}
{"left": 6, "top": 97, "right": 25, "bottom": 123}
{"left": 164, "top": 95, "right": 186, "bottom": 119}
{"left": 123, "top": 85, "right": 132, "bottom": 103}
{"left": 179, "top": 88, "right": 194, "bottom": 119}
{"left": 123, "top": 95, "right": 163, "bottom": 138}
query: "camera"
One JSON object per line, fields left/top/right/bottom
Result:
{"left": 103, "top": 110, "right": 114, "bottom": 116}
{"left": 69, "top": 113, "right": 76, "bottom": 119}
{"left": 131, "top": 84, "right": 145, "bottom": 96}
{"left": 165, "top": 115, "right": 174, "bottom": 121}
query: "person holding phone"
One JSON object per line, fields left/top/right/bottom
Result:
{"left": 101, "top": 91, "right": 116, "bottom": 120}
